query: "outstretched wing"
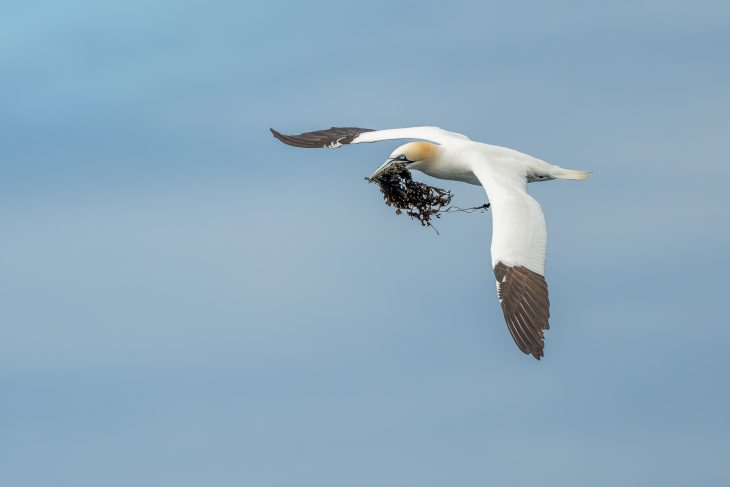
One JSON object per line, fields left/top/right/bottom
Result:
{"left": 270, "top": 126, "right": 469, "bottom": 148}
{"left": 472, "top": 162, "right": 550, "bottom": 360}
{"left": 270, "top": 127, "right": 375, "bottom": 148}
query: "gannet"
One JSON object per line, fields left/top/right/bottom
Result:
{"left": 271, "top": 126, "right": 590, "bottom": 359}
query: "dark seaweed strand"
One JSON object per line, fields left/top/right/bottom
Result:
{"left": 367, "top": 163, "right": 457, "bottom": 228}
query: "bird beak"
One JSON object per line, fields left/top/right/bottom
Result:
{"left": 368, "top": 158, "right": 397, "bottom": 181}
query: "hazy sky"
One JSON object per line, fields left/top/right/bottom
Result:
{"left": 2, "top": 1, "right": 729, "bottom": 486}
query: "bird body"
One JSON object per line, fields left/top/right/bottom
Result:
{"left": 271, "top": 126, "right": 590, "bottom": 359}
{"left": 400, "top": 140, "right": 588, "bottom": 187}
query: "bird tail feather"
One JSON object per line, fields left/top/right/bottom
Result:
{"left": 554, "top": 168, "right": 591, "bottom": 180}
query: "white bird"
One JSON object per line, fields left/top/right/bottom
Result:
{"left": 271, "top": 126, "right": 590, "bottom": 359}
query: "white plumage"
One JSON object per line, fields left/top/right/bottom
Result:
{"left": 271, "top": 126, "right": 590, "bottom": 359}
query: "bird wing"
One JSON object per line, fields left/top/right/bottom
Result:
{"left": 471, "top": 163, "right": 550, "bottom": 360}
{"left": 270, "top": 126, "right": 469, "bottom": 148}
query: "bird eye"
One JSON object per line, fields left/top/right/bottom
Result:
{"left": 398, "top": 154, "right": 407, "bottom": 161}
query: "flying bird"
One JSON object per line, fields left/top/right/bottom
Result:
{"left": 271, "top": 126, "right": 590, "bottom": 359}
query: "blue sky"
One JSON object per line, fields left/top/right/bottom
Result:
{"left": 2, "top": 1, "right": 729, "bottom": 485}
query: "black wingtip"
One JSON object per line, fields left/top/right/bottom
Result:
{"left": 269, "top": 126, "right": 376, "bottom": 148}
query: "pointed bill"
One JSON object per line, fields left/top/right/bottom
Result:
{"left": 367, "top": 159, "right": 399, "bottom": 181}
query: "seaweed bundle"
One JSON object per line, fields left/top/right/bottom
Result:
{"left": 367, "top": 163, "right": 487, "bottom": 229}
{"left": 367, "top": 162, "right": 452, "bottom": 227}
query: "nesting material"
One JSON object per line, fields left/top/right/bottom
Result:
{"left": 366, "top": 162, "right": 454, "bottom": 227}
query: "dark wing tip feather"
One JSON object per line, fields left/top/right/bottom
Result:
{"left": 494, "top": 262, "right": 551, "bottom": 360}
{"left": 270, "top": 127, "right": 375, "bottom": 148}
{"left": 270, "top": 128, "right": 310, "bottom": 147}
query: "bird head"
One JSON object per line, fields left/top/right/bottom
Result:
{"left": 368, "top": 142, "right": 439, "bottom": 180}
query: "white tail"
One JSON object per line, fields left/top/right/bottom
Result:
{"left": 554, "top": 168, "right": 591, "bottom": 180}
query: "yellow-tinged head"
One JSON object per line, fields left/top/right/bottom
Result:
{"left": 388, "top": 142, "right": 439, "bottom": 164}
{"left": 368, "top": 142, "right": 440, "bottom": 181}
